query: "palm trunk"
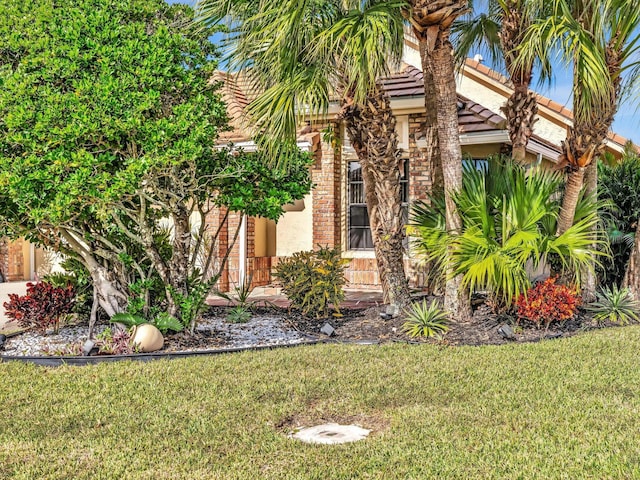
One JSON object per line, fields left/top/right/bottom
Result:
{"left": 502, "top": 86, "right": 537, "bottom": 164}
{"left": 581, "top": 160, "right": 598, "bottom": 301}
{"left": 499, "top": 2, "right": 536, "bottom": 164}
{"left": 419, "top": 39, "right": 443, "bottom": 197}
{"left": 556, "top": 167, "right": 586, "bottom": 236}
{"left": 342, "top": 84, "right": 411, "bottom": 308}
{"left": 430, "top": 37, "right": 472, "bottom": 322}
{"left": 623, "top": 220, "right": 640, "bottom": 298}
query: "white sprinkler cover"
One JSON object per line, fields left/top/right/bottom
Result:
{"left": 291, "top": 424, "right": 370, "bottom": 445}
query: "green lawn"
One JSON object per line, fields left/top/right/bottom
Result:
{"left": 2, "top": 328, "right": 640, "bottom": 479}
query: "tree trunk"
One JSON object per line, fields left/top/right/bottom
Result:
{"left": 502, "top": 86, "right": 537, "bottom": 164}
{"left": 429, "top": 34, "right": 472, "bottom": 322}
{"left": 342, "top": 84, "right": 412, "bottom": 308}
{"left": 419, "top": 38, "right": 443, "bottom": 197}
{"left": 581, "top": 160, "right": 598, "bottom": 301}
{"left": 556, "top": 167, "right": 586, "bottom": 236}
{"left": 168, "top": 206, "right": 192, "bottom": 317}
{"left": 623, "top": 220, "right": 640, "bottom": 298}
{"left": 498, "top": 1, "right": 536, "bottom": 164}
{"left": 60, "top": 228, "right": 128, "bottom": 318}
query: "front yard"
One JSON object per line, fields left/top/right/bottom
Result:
{"left": 2, "top": 327, "right": 640, "bottom": 479}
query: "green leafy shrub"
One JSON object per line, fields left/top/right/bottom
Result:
{"left": 153, "top": 313, "right": 185, "bottom": 334}
{"left": 274, "top": 246, "right": 349, "bottom": 318}
{"left": 410, "top": 156, "right": 605, "bottom": 307}
{"left": 587, "top": 284, "right": 640, "bottom": 325}
{"left": 598, "top": 153, "right": 640, "bottom": 287}
{"left": 110, "top": 312, "right": 184, "bottom": 334}
{"left": 4, "top": 282, "right": 75, "bottom": 334}
{"left": 516, "top": 277, "right": 581, "bottom": 329}
{"left": 227, "top": 306, "right": 252, "bottom": 324}
{"left": 402, "top": 300, "right": 450, "bottom": 339}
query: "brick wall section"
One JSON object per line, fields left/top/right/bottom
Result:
{"left": 312, "top": 122, "right": 342, "bottom": 248}
{"left": 407, "top": 113, "right": 432, "bottom": 288}
{"left": 206, "top": 206, "right": 266, "bottom": 292}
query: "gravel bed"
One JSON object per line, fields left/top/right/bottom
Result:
{"left": 1, "top": 313, "right": 313, "bottom": 357}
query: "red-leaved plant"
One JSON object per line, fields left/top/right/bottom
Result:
{"left": 516, "top": 277, "right": 580, "bottom": 329}
{"left": 4, "top": 281, "right": 75, "bottom": 333}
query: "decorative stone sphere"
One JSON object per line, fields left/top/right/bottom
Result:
{"left": 131, "top": 324, "right": 164, "bottom": 352}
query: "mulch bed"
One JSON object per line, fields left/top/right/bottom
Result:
{"left": 203, "top": 301, "right": 596, "bottom": 348}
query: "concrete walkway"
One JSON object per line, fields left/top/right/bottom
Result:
{"left": 0, "top": 281, "right": 29, "bottom": 334}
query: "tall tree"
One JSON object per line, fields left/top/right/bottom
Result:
{"left": 196, "top": 0, "right": 413, "bottom": 308}
{"left": 520, "top": 0, "right": 640, "bottom": 236}
{"left": 406, "top": 0, "right": 473, "bottom": 321}
{"left": 453, "top": 0, "right": 550, "bottom": 163}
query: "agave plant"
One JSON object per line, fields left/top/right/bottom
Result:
{"left": 402, "top": 300, "right": 450, "bottom": 339}
{"left": 409, "top": 156, "right": 607, "bottom": 307}
{"left": 587, "top": 284, "right": 640, "bottom": 325}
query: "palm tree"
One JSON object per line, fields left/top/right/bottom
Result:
{"left": 519, "top": 0, "right": 640, "bottom": 236}
{"left": 405, "top": 0, "right": 473, "bottom": 320}
{"left": 195, "top": 0, "right": 413, "bottom": 308}
{"left": 453, "top": 0, "right": 550, "bottom": 163}
{"left": 411, "top": 157, "right": 604, "bottom": 307}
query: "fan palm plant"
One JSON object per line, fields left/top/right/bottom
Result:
{"left": 195, "top": 0, "right": 412, "bottom": 308}
{"left": 410, "top": 157, "right": 606, "bottom": 307}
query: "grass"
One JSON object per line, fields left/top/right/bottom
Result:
{"left": 2, "top": 328, "right": 640, "bottom": 479}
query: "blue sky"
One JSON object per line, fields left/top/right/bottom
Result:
{"left": 171, "top": 0, "right": 638, "bottom": 144}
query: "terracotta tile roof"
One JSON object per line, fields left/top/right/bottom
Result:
{"left": 215, "top": 62, "right": 630, "bottom": 151}
{"left": 212, "top": 71, "right": 252, "bottom": 143}
{"left": 382, "top": 66, "right": 507, "bottom": 134}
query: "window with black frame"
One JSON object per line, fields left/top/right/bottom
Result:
{"left": 347, "top": 159, "right": 409, "bottom": 250}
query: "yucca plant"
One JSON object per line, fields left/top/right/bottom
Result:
{"left": 402, "top": 300, "right": 450, "bottom": 339}
{"left": 409, "top": 156, "right": 607, "bottom": 307}
{"left": 587, "top": 284, "right": 640, "bottom": 325}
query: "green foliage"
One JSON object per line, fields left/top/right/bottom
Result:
{"left": 401, "top": 300, "right": 450, "bottom": 339}
{"left": 227, "top": 306, "right": 252, "bottom": 324}
{"left": 214, "top": 151, "right": 313, "bottom": 221}
{"left": 587, "top": 284, "right": 640, "bottom": 325}
{"left": 274, "top": 246, "right": 349, "bottom": 318}
{"left": 110, "top": 313, "right": 146, "bottom": 329}
{"left": 153, "top": 312, "right": 185, "bottom": 334}
{"left": 111, "top": 311, "right": 183, "bottom": 334}
{"left": 0, "top": 0, "right": 312, "bottom": 328}
{"left": 170, "top": 275, "right": 217, "bottom": 333}
{"left": 598, "top": 155, "right": 640, "bottom": 286}
{"left": 410, "top": 157, "right": 606, "bottom": 307}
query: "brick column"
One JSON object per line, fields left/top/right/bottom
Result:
{"left": 312, "top": 122, "right": 342, "bottom": 248}
{"left": 407, "top": 112, "right": 432, "bottom": 289}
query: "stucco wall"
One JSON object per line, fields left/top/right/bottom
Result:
{"left": 456, "top": 71, "right": 568, "bottom": 146}
{"left": 275, "top": 193, "right": 314, "bottom": 257}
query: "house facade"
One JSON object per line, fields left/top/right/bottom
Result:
{"left": 210, "top": 48, "right": 629, "bottom": 292}
{"left": 2, "top": 42, "right": 630, "bottom": 290}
